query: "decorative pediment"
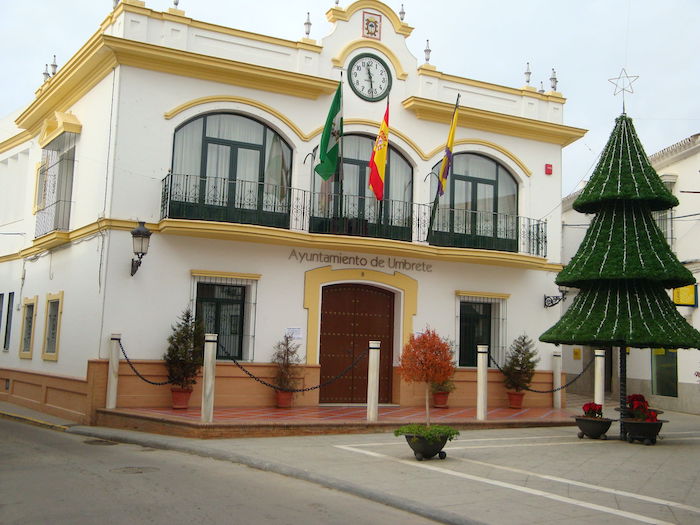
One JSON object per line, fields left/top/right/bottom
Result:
{"left": 38, "top": 112, "right": 82, "bottom": 148}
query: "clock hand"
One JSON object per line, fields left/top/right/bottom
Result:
{"left": 366, "top": 66, "right": 374, "bottom": 94}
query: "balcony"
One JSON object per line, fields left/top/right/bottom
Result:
{"left": 161, "top": 173, "right": 547, "bottom": 257}
{"left": 35, "top": 200, "right": 71, "bottom": 238}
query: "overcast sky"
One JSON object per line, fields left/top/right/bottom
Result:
{"left": 1, "top": 0, "right": 698, "bottom": 197}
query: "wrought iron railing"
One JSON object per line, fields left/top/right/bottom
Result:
{"left": 35, "top": 200, "right": 71, "bottom": 238}
{"left": 160, "top": 174, "right": 547, "bottom": 256}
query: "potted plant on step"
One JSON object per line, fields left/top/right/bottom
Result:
{"left": 394, "top": 328, "right": 459, "bottom": 460}
{"left": 271, "top": 333, "right": 301, "bottom": 408}
{"left": 620, "top": 394, "right": 667, "bottom": 445}
{"left": 574, "top": 402, "right": 616, "bottom": 440}
{"left": 163, "top": 308, "right": 204, "bottom": 409}
{"left": 501, "top": 334, "right": 539, "bottom": 409}
{"left": 430, "top": 378, "right": 456, "bottom": 408}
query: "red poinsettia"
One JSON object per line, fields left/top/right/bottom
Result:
{"left": 582, "top": 402, "right": 603, "bottom": 418}
{"left": 626, "top": 394, "right": 658, "bottom": 421}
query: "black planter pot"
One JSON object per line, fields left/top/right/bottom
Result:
{"left": 574, "top": 416, "right": 615, "bottom": 440}
{"left": 621, "top": 418, "right": 667, "bottom": 445}
{"left": 403, "top": 434, "right": 449, "bottom": 461}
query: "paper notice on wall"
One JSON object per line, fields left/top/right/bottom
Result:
{"left": 286, "top": 327, "right": 302, "bottom": 340}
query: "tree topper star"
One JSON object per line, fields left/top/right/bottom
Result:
{"left": 608, "top": 68, "right": 639, "bottom": 96}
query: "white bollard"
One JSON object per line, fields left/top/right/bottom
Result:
{"left": 594, "top": 349, "right": 606, "bottom": 408}
{"left": 552, "top": 349, "right": 562, "bottom": 409}
{"left": 367, "top": 340, "right": 381, "bottom": 423}
{"left": 476, "top": 345, "right": 488, "bottom": 420}
{"left": 106, "top": 334, "right": 121, "bottom": 409}
{"left": 201, "top": 333, "right": 217, "bottom": 423}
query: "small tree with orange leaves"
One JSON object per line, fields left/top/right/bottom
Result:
{"left": 399, "top": 327, "right": 455, "bottom": 426}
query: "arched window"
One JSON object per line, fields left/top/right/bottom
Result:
{"left": 429, "top": 153, "right": 518, "bottom": 250}
{"left": 167, "top": 113, "right": 292, "bottom": 227}
{"left": 311, "top": 134, "right": 413, "bottom": 240}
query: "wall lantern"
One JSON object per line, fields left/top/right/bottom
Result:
{"left": 544, "top": 287, "right": 568, "bottom": 308}
{"left": 130, "top": 221, "right": 152, "bottom": 276}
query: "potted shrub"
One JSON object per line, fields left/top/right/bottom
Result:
{"left": 163, "top": 308, "right": 204, "bottom": 409}
{"left": 620, "top": 394, "right": 667, "bottom": 445}
{"left": 271, "top": 333, "right": 302, "bottom": 408}
{"left": 574, "top": 402, "right": 616, "bottom": 440}
{"left": 430, "top": 379, "right": 456, "bottom": 408}
{"left": 394, "top": 328, "right": 459, "bottom": 460}
{"left": 501, "top": 334, "right": 539, "bottom": 409}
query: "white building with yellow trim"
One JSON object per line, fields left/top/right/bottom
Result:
{"left": 0, "top": 0, "right": 586, "bottom": 423}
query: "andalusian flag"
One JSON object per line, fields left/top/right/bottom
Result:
{"left": 314, "top": 84, "right": 343, "bottom": 180}
{"left": 437, "top": 95, "right": 460, "bottom": 196}
{"left": 368, "top": 103, "right": 390, "bottom": 200}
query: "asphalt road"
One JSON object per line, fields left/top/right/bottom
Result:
{"left": 0, "top": 418, "right": 439, "bottom": 525}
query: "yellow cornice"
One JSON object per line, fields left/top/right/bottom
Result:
{"left": 0, "top": 130, "right": 33, "bottom": 155}
{"left": 158, "top": 218, "right": 555, "bottom": 271}
{"left": 417, "top": 67, "right": 567, "bottom": 104}
{"left": 3, "top": 217, "right": 561, "bottom": 272}
{"left": 402, "top": 96, "right": 587, "bottom": 147}
{"left": 332, "top": 40, "right": 408, "bottom": 80}
{"left": 16, "top": 34, "right": 334, "bottom": 135}
{"left": 164, "top": 96, "right": 320, "bottom": 141}
{"left": 191, "top": 270, "right": 261, "bottom": 280}
{"left": 326, "top": 0, "right": 414, "bottom": 37}
{"left": 456, "top": 290, "right": 511, "bottom": 299}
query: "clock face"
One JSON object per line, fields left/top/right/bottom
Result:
{"left": 348, "top": 53, "right": 392, "bottom": 102}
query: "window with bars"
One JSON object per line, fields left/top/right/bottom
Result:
{"left": 192, "top": 275, "right": 257, "bottom": 361}
{"left": 457, "top": 294, "right": 507, "bottom": 367}
{"left": 42, "top": 292, "right": 63, "bottom": 361}
{"left": 19, "top": 297, "right": 37, "bottom": 358}
{"left": 35, "top": 132, "right": 77, "bottom": 237}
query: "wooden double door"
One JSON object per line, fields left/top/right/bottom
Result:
{"left": 319, "top": 284, "right": 394, "bottom": 403}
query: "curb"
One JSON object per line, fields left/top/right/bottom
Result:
{"left": 0, "top": 410, "right": 70, "bottom": 432}
{"left": 67, "top": 425, "right": 485, "bottom": 525}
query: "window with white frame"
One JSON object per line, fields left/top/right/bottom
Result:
{"left": 192, "top": 273, "right": 258, "bottom": 361}
{"left": 42, "top": 292, "right": 63, "bottom": 361}
{"left": 35, "top": 132, "right": 77, "bottom": 237}
{"left": 457, "top": 293, "right": 507, "bottom": 367}
{"left": 19, "top": 296, "right": 38, "bottom": 358}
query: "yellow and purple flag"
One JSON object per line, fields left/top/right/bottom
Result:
{"left": 437, "top": 97, "right": 460, "bottom": 196}
{"left": 368, "top": 104, "right": 389, "bottom": 201}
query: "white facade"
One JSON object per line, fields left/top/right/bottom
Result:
{"left": 0, "top": 1, "right": 585, "bottom": 408}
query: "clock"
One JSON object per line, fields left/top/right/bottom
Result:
{"left": 348, "top": 53, "right": 392, "bottom": 102}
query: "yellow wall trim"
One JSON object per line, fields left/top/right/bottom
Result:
{"left": 427, "top": 139, "right": 532, "bottom": 176}
{"left": 303, "top": 266, "right": 417, "bottom": 365}
{"left": 0, "top": 130, "right": 32, "bottom": 155}
{"left": 326, "top": 0, "right": 414, "bottom": 37}
{"left": 38, "top": 112, "right": 82, "bottom": 148}
{"left": 402, "top": 96, "right": 587, "bottom": 147}
{"left": 191, "top": 270, "right": 261, "bottom": 281}
{"left": 164, "top": 96, "right": 318, "bottom": 142}
{"left": 455, "top": 290, "right": 511, "bottom": 299}
{"left": 332, "top": 40, "right": 408, "bottom": 80}
{"left": 41, "top": 291, "right": 64, "bottom": 361}
{"left": 417, "top": 67, "right": 567, "bottom": 104}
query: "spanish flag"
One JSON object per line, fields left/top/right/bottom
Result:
{"left": 438, "top": 95, "right": 460, "bottom": 196}
{"left": 368, "top": 104, "right": 390, "bottom": 201}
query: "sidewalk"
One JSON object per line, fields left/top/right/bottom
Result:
{"left": 3, "top": 399, "right": 700, "bottom": 524}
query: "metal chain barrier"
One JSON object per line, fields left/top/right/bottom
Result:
{"left": 118, "top": 340, "right": 175, "bottom": 386}
{"left": 221, "top": 343, "right": 370, "bottom": 393}
{"left": 489, "top": 351, "right": 595, "bottom": 394}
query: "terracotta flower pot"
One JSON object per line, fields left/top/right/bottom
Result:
{"left": 275, "top": 390, "right": 293, "bottom": 408}
{"left": 507, "top": 391, "right": 525, "bottom": 409}
{"left": 171, "top": 387, "right": 193, "bottom": 409}
{"left": 432, "top": 391, "right": 449, "bottom": 408}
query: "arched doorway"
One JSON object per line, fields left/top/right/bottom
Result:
{"left": 319, "top": 284, "right": 394, "bottom": 403}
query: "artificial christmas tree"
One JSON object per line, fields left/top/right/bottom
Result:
{"left": 541, "top": 113, "right": 700, "bottom": 440}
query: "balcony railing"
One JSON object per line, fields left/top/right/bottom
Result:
{"left": 160, "top": 173, "right": 547, "bottom": 257}
{"left": 35, "top": 200, "right": 71, "bottom": 238}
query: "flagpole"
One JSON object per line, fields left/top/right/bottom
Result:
{"left": 338, "top": 70, "right": 344, "bottom": 219}
{"left": 427, "top": 94, "right": 460, "bottom": 243}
